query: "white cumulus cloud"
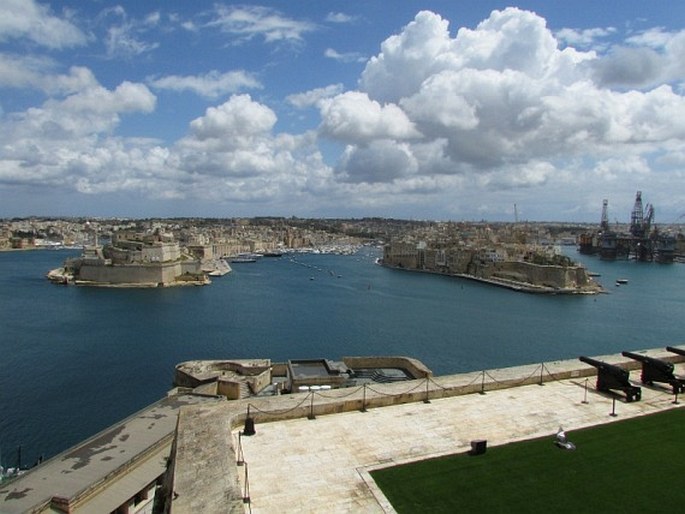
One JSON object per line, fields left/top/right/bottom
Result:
{"left": 318, "top": 91, "right": 421, "bottom": 143}
{"left": 189, "top": 94, "right": 277, "bottom": 141}
{"left": 327, "top": 7, "right": 685, "bottom": 196}
{"left": 0, "top": 0, "right": 87, "bottom": 49}
{"left": 147, "top": 70, "right": 262, "bottom": 98}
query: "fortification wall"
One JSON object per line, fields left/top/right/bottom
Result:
{"left": 488, "top": 261, "right": 593, "bottom": 289}
{"left": 77, "top": 261, "right": 182, "bottom": 285}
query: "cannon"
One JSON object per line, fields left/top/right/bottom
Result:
{"left": 666, "top": 346, "right": 685, "bottom": 358}
{"left": 579, "top": 356, "right": 642, "bottom": 402}
{"left": 622, "top": 351, "right": 685, "bottom": 394}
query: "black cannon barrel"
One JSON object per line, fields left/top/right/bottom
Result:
{"left": 622, "top": 350, "right": 652, "bottom": 362}
{"left": 631, "top": 349, "right": 685, "bottom": 394}
{"left": 579, "top": 356, "right": 626, "bottom": 374}
{"left": 666, "top": 346, "right": 685, "bottom": 357}
{"left": 622, "top": 351, "right": 674, "bottom": 372}
{"left": 579, "top": 355, "right": 608, "bottom": 368}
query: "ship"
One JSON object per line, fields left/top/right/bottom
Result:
{"left": 230, "top": 253, "right": 259, "bottom": 263}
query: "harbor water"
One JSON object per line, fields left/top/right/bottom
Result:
{"left": 1, "top": 247, "right": 684, "bottom": 467}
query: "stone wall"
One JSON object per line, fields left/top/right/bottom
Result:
{"left": 142, "top": 242, "right": 181, "bottom": 263}
{"left": 486, "top": 261, "right": 594, "bottom": 290}
{"left": 342, "top": 356, "right": 432, "bottom": 378}
{"left": 217, "top": 379, "right": 241, "bottom": 400}
{"left": 174, "top": 360, "right": 273, "bottom": 390}
{"left": 77, "top": 261, "right": 182, "bottom": 285}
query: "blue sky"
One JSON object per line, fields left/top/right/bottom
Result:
{"left": 1, "top": 1, "right": 684, "bottom": 222}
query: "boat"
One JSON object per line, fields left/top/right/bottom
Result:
{"left": 231, "top": 254, "right": 257, "bottom": 263}
{"left": 616, "top": 279, "right": 628, "bottom": 285}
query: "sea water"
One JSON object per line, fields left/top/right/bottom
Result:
{"left": 0, "top": 247, "right": 684, "bottom": 466}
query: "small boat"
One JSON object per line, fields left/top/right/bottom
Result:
{"left": 616, "top": 279, "right": 628, "bottom": 285}
{"left": 231, "top": 254, "right": 257, "bottom": 263}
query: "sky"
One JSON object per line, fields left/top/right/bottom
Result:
{"left": 1, "top": 1, "right": 685, "bottom": 223}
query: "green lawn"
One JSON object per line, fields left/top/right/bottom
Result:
{"left": 371, "top": 408, "right": 685, "bottom": 513}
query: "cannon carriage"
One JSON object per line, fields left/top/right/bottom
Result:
{"left": 622, "top": 351, "right": 685, "bottom": 394}
{"left": 579, "top": 356, "right": 642, "bottom": 402}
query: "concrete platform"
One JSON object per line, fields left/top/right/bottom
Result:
{"left": 234, "top": 364, "right": 685, "bottom": 513}
{"left": 0, "top": 393, "right": 222, "bottom": 514}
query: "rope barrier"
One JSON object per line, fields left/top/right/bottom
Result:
{"left": 314, "top": 385, "right": 364, "bottom": 399}
{"left": 427, "top": 372, "right": 482, "bottom": 391}
{"left": 540, "top": 363, "right": 583, "bottom": 386}
{"left": 240, "top": 360, "right": 651, "bottom": 423}
{"left": 247, "top": 394, "right": 311, "bottom": 417}
{"left": 484, "top": 364, "right": 542, "bottom": 387}
{"left": 365, "top": 378, "right": 426, "bottom": 397}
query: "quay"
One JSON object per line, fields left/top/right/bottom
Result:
{"left": 2, "top": 347, "right": 684, "bottom": 513}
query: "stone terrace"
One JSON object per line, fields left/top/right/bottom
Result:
{"left": 169, "top": 347, "right": 685, "bottom": 513}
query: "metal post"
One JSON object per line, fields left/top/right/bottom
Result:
{"left": 236, "top": 431, "right": 244, "bottom": 466}
{"left": 539, "top": 363, "right": 544, "bottom": 386}
{"left": 582, "top": 378, "right": 589, "bottom": 404}
{"left": 424, "top": 375, "right": 431, "bottom": 404}
{"left": 610, "top": 397, "right": 617, "bottom": 417}
{"left": 243, "top": 462, "right": 251, "bottom": 504}
{"left": 308, "top": 392, "right": 316, "bottom": 420}
{"left": 361, "top": 383, "right": 367, "bottom": 412}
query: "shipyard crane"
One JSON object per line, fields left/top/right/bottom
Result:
{"left": 600, "top": 199, "right": 609, "bottom": 231}
{"left": 630, "top": 191, "right": 645, "bottom": 237}
{"left": 644, "top": 203, "right": 654, "bottom": 235}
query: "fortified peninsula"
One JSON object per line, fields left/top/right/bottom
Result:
{"left": 47, "top": 230, "right": 209, "bottom": 287}
{"left": 381, "top": 238, "right": 602, "bottom": 294}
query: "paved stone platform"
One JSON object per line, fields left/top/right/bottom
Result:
{"left": 0, "top": 394, "right": 222, "bottom": 514}
{"left": 235, "top": 365, "right": 685, "bottom": 513}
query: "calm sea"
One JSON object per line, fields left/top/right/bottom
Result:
{"left": 1, "top": 247, "right": 684, "bottom": 466}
